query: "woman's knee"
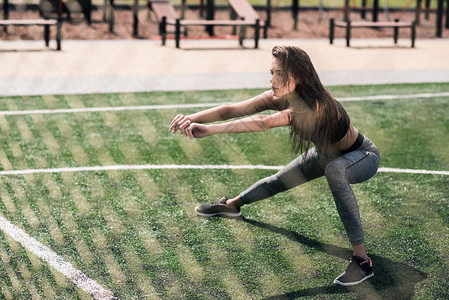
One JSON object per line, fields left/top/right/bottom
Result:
{"left": 325, "top": 160, "right": 347, "bottom": 182}
{"left": 264, "top": 173, "right": 289, "bottom": 193}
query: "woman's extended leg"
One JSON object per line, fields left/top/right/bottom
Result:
{"left": 196, "top": 147, "right": 328, "bottom": 217}
{"left": 238, "top": 147, "right": 327, "bottom": 205}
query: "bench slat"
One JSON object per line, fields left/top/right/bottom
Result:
{"left": 166, "top": 19, "right": 255, "bottom": 26}
{"left": 150, "top": 3, "right": 178, "bottom": 21}
{"left": 334, "top": 21, "right": 413, "bottom": 28}
{"left": 0, "top": 19, "right": 58, "bottom": 26}
{"left": 228, "top": 0, "right": 259, "bottom": 21}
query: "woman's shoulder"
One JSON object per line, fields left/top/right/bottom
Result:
{"left": 252, "top": 91, "right": 287, "bottom": 111}
{"left": 270, "top": 95, "right": 290, "bottom": 111}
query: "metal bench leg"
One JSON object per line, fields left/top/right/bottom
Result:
{"left": 133, "top": 0, "right": 138, "bottom": 37}
{"left": 329, "top": 18, "right": 335, "bottom": 44}
{"left": 254, "top": 19, "right": 260, "bottom": 49}
{"left": 160, "top": 16, "right": 167, "bottom": 46}
{"left": 175, "top": 19, "right": 181, "bottom": 48}
{"left": 345, "top": 21, "right": 351, "bottom": 47}
{"left": 44, "top": 25, "right": 50, "bottom": 47}
{"left": 238, "top": 17, "right": 245, "bottom": 47}
{"left": 57, "top": 18, "right": 62, "bottom": 50}
{"left": 411, "top": 21, "right": 416, "bottom": 48}
{"left": 394, "top": 19, "right": 399, "bottom": 44}
{"left": 109, "top": 0, "right": 115, "bottom": 33}
{"left": 238, "top": 25, "right": 244, "bottom": 46}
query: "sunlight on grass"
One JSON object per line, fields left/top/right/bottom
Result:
{"left": 60, "top": 172, "right": 93, "bottom": 215}
{"left": 0, "top": 84, "right": 447, "bottom": 298}
{"left": 132, "top": 113, "right": 159, "bottom": 146}
{"left": 207, "top": 243, "right": 252, "bottom": 299}
{"left": 0, "top": 179, "right": 16, "bottom": 213}
{"left": 176, "top": 244, "right": 205, "bottom": 283}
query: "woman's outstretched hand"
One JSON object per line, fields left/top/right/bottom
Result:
{"left": 184, "top": 123, "right": 210, "bottom": 139}
{"left": 169, "top": 114, "right": 210, "bottom": 139}
{"left": 169, "top": 114, "right": 192, "bottom": 134}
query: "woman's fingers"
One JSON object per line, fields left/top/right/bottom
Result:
{"left": 169, "top": 114, "right": 182, "bottom": 132}
{"left": 169, "top": 115, "right": 204, "bottom": 140}
{"left": 186, "top": 123, "right": 198, "bottom": 140}
{"left": 169, "top": 114, "right": 190, "bottom": 133}
{"left": 178, "top": 119, "right": 191, "bottom": 130}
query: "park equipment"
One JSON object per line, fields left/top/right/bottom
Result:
{"left": 228, "top": 0, "right": 268, "bottom": 38}
{"left": 148, "top": 0, "right": 262, "bottom": 48}
{"left": 148, "top": 0, "right": 187, "bottom": 36}
{"left": 329, "top": 18, "right": 416, "bottom": 47}
{"left": 329, "top": 0, "right": 417, "bottom": 47}
{"left": 159, "top": 16, "right": 260, "bottom": 48}
{"left": 39, "top": 0, "right": 114, "bottom": 32}
{"left": 1, "top": 0, "right": 62, "bottom": 50}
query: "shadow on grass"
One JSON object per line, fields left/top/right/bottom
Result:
{"left": 242, "top": 217, "right": 427, "bottom": 300}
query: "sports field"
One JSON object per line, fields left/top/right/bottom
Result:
{"left": 0, "top": 82, "right": 448, "bottom": 299}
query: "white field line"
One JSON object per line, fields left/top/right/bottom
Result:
{"left": 0, "top": 164, "right": 447, "bottom": 176}
{"left": 0, "top": 92, "right": 448, "bottom": 116}
{"left": 0, "top": 215, "right": 116, "bottom": 300}
{"left": 0, "top": 103, "right": 234, "bottom": 116}
{"left": 337, "top": 92, "right": 449, "bottom": 102}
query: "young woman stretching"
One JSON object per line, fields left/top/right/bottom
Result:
{"left": 169, "top": 46, "right": 380, "bottom": 286}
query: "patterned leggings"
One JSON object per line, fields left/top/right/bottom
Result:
{"left": 239, "top": 134, "right": 380, "bottom": 245}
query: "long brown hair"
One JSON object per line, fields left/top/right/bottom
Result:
{"left": 272, "top": 45, "right": 344, "bottom": 157}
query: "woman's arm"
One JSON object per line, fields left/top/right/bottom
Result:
{"left": 189, "top": 90, "right": 275, "bottom": 122}
{"left": 169, "top": 90, "right": 279, "bottom": 134}
{"left": 183, "top": 110, "right": 291, "bottom": 139}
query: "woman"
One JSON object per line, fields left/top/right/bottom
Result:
{"left": 169, "top": 46, "right": 380, "bottom": 286}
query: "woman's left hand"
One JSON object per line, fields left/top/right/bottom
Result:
{"left": 184, "top": 123, "right": 210, "bottom": 140}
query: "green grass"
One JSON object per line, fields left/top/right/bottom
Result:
{"left": 0, "top": 82, "right": 448, "bottom": 299}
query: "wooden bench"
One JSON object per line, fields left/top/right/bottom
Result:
{"left": 160, "top": 17, "right": 260, "bottom": 48}
{"left": 227, "top": 0, "right": 267, "bottom": 39}
{"left": 0, "top": 19, "right": 62, "bottom": 50}
{"left": 329, "top": 18, "right": 416, "bottom": 48}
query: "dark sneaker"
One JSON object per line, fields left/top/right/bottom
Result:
{"left": 334, "top": 256, "right": 374, "bottom": 286}
{"left": 195, "top": 197, "right": 241, "bottom": 217}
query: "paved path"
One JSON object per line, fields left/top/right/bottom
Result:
{"left": 1, "top": 38, "right": 449, "bottom": 96}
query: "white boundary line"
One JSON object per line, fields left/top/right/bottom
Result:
{"left": 0, "top": 103, "right": 234, "bottom": 116}
{"left": 0, "top": 215, "right": 116, "bottom": 300}
{"left": 0, "top": 164, "right": 447, "bottom": 176}
{"left": 337, "top": 91, "right": 449, "bottom": 102}
{"left": 0, "top": 92, "right": 448, "bottom": 116}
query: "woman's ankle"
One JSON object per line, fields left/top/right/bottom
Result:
{"left": 352, "top": 243, "right": 369, "bottom": 261}
{"left": 226, "top": 197, "right": 243, "bottom": 210}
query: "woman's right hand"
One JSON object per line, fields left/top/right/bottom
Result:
{"left": 169, "top": 114, "right": 192, "bottom": 134}
{"left": 184, "top": 123, "right": 210, "bottom": 140}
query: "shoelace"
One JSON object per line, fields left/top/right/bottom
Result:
{"left": 211, "top": 197, "right": 228, "bottom": 206}
{"left": 349, "top": 257, "right": 372, "bottom": 269}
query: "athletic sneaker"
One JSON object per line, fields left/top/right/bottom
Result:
{"left": 195, "top": 197, "right": 241, "bottom": 217}
{"left": 334, "top": 256, "right": 374, "bottom": 286}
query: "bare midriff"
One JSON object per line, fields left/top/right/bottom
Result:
{"left": 334, "top": 124, "right": 359, "bottom": 152}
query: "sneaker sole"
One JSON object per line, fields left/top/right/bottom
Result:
{"left": 195, "top": 206, "right": 241, "bottom": 218}
{"left": 333, "top": 272, "right": 374, "bottom": 286}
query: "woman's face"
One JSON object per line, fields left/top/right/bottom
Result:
{"left": 270, "top": 57, "right": 297, "bottom": 98}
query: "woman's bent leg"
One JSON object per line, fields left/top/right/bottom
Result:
{"left": 325, "top": 138, "right": 380, "bottom": 245}
{"left": 240, "top": 147, "right": 327, "bottom": 205}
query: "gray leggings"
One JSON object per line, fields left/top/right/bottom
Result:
{"left": 239, "top": 134, "right": 380, "bottom": 245}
